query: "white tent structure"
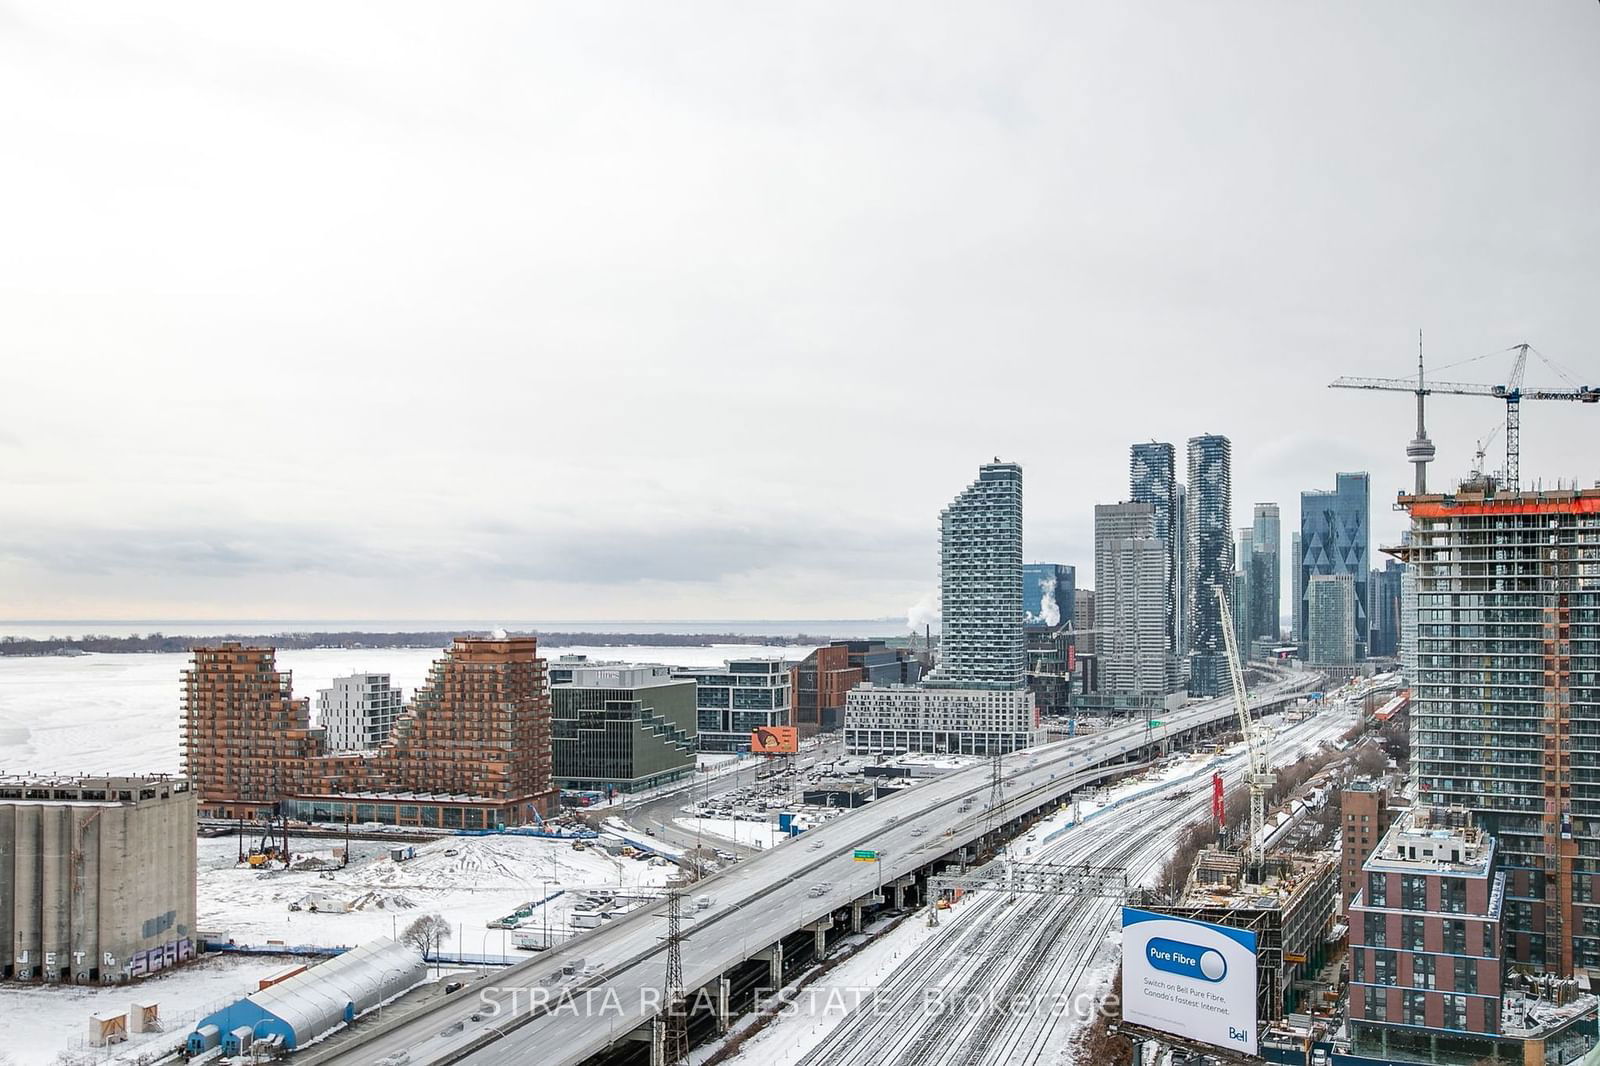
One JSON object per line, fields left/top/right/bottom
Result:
{"left": 189, "top": 937, "right": 426, "bottom": 1050}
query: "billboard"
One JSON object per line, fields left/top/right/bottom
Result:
{"left": 1121, "top": 907, "right": 1258, "bottom": 1057}
{"left": 750, "top": 726, "right": 799, "bottom": 755}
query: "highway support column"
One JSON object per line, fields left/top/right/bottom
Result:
{"left": 804, "top": 916, "right": 832, "bottom": 959}
{"left": 757, "top": 942, "right": 783, "bottom": 995}
{"left": 707, "top": 976, "right": 730, "bottom": 1032}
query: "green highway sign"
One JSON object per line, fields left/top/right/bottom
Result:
{"left": 852, "top": 849, "right": 879, "bottom": 862}
{"left": 1149, "top": 720, "right": 1163, "bottom": 727}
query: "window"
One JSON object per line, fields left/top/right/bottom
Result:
{"left": 1444, "top": 920, "right": 1467, "bottom": 955}
{"left": 1365, "top": 911, "right": 1388, "bottom": 948}
{"left": 1482, "top": 922, "right": 1498, "bottom": 957}
{"left": 1440, "top": 877, "right": 1468, "bottom": 914}
{"left": 1350, "top": 946, "right": 1364, "bottom": 981}
{"left": 1454, "top": 956, "right": 1477, "bottom": 994}
{"left": 1374, "top": 949, "right": 1398, "bottom": 986}
{"left": 1364, "top": 986, "right": 1387, "bottom": 1021}
{"left": 1403, "top": 874, "right": 1429, "bottom": 911}
{"left": 1444, "top": 994, "right": 1468, "bottom": 1031}
{"left": 1404, "top": 989, "right": 1428, "bottom": 1026}
{"left": 1412, "top": 952, "right": 1436, "bottom": 989}
{"left": 1404, "top": 916, "right": 1427, "bottom": 951}
{"left": 1368, "top": 872, "right": 1389, "bottom": 907}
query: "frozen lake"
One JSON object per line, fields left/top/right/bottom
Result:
{"left": 0, "top": 642, "right": 819, "bottom": 777}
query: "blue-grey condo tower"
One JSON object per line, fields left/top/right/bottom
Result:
{"left": 1130, "top": 441, "right": 1180, "bottom": 656}
{"left": 927, "top": 461, "right": 1026, "bottom": 690}
{"left": 1299, "top": 471, "right": 1371, "bottom": 659}
{"left": 1185, "top": 434, "right": 1233, "bottom": 697}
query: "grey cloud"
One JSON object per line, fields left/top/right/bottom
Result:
{"left": 0, "top": 518, "right": 931, "bottom": 589}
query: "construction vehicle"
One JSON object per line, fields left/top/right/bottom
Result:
{"left": 1216, "top": 585, "right": 1274, "bottom": 883}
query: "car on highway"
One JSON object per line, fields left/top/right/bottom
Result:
{"left": 376, "top": 1053, "right": 410, "bottom": 1066}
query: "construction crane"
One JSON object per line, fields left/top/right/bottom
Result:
{"left": 1215, "top": 585, "right": 1272, "bottom": 883}
{"left": 1330, "top": 339, "right": 1598, "bottom": 493}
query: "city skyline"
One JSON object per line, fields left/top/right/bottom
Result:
{"left": 2, "top": 4, "right": 1598, "bottom": 624}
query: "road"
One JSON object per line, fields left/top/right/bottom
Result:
{"left": 311, "top": 671, "right": 1320, "bottom": 1066}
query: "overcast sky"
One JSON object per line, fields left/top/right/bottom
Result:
{"left": 2, "top": 2, "right": 1597, "bottom": 625}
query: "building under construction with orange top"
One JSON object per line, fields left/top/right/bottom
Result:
{"left": 1401, "top": 481, "right": 1600, "bottom": 979}
{"left": 182, "top": 636, "right": 556, "bottom": 829}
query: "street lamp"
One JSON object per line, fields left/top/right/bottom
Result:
{"left": 541, "top": 878, "right": 556, "bottom": 952}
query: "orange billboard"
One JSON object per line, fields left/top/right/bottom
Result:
{"left": 750, "top": 726, "right": 799, "bottom": 755}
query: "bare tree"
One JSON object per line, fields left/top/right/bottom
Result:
{"left": 402, "top": 913, "right": 452, "bottom": 969}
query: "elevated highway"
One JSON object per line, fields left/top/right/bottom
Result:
{"left": 310, "top": 670, "right": 1321, "bottom": 1066}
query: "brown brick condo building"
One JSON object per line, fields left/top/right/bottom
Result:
{"left": 181, "top": 636, "right": 556, "bottom": 828}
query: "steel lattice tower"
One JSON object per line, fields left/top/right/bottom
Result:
{"left": 662, "top": 890, "right": 688, "bottom": 1065}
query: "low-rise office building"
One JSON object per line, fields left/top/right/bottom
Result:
{"left": 842, "top": 684, "right": 1036, "bottom": 755}
{"left": 674, "top": 658, "right": 791, "bottom": 753}
{"left": 791, "top": 640, "right": 923, "bottom": 735}
{"left": 551, "top": 664, "right": 696, "bottom": 794}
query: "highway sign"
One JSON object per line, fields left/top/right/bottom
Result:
{"left": 1149, "top": 719, "right": 1164, "bottom": 727}
{"left": 852, "top": 849, "right": 879, "bottom": 862}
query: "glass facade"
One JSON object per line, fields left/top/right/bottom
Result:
{"left": 1022, "top": 562, "right": 1074, "bottom": 631}
{"left": 1185, "top": 434, "right": 1233, "bottom": 696}
{"left": 1250, "top": 503, "right": 1281, "bottom": 641}
{"left": 1130, "top": 441, "right": 1180, "bottom": 654}
{"left": 1299, "top": 471, "right": 1370, "bottom": 658}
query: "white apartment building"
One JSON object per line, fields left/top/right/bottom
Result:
{"left": 316, "top": 672, "right": 405, "bottom": 751}
{"left": 1307, "top": 573, "right": 1357, "bottom": 666}
{"left": 843, "top": 684, "right": 1036, "bottom": 756}
{"left": 1095, "top": 501, "right": 1175, "bottom": 698}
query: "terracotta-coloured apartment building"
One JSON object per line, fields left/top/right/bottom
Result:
{"left": 181, "top": 636, "right": 556, "bottom": 828}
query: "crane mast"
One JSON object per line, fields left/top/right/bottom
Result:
{"left": 1215, "top": 585, "right": 1272, "bottom": 882}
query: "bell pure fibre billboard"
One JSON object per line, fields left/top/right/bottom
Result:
{"left": 750, "top": 726, "right": 799, "bottom": 755}
{"left": 1120, "top": 907, "right": 1258, "bottom": 1057}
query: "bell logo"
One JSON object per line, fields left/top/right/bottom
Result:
{"left": 1229, "top": 1027, "right": 1250, "bottom": 1043}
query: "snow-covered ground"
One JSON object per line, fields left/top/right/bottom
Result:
{"left": 0, "top": 953, "right": 317, "bottom": 1066}
{"left": 674, "top": 815, "right": 785, "bottom": 850}
{"left": 198, "top": 833, "right": 674, "bottom": 952}
{"left": 0, "top": 644, "right": 816, "bottom": 776}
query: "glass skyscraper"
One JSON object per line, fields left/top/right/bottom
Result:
{"left": 927, "top": 461, "right": 1026, "bottom": 690}
{"left": 1250, "top": 502, "right": 1281, "bottom": 642}
{"left": 1185, "top": 434, "right": 1233, "bottom": 697}
{"left": 1130, "top": 441, "right": 1180, "bottom": 656}
{"left": 1299, "top": 472, "right": 1371, "bottom": 660}
{"left": 1022, "top": 563, "right": 1074, "bottom": 631}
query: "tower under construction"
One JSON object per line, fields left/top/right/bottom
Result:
{"left": 1403, "top": 482, "right": 1600, "bottom": 977}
